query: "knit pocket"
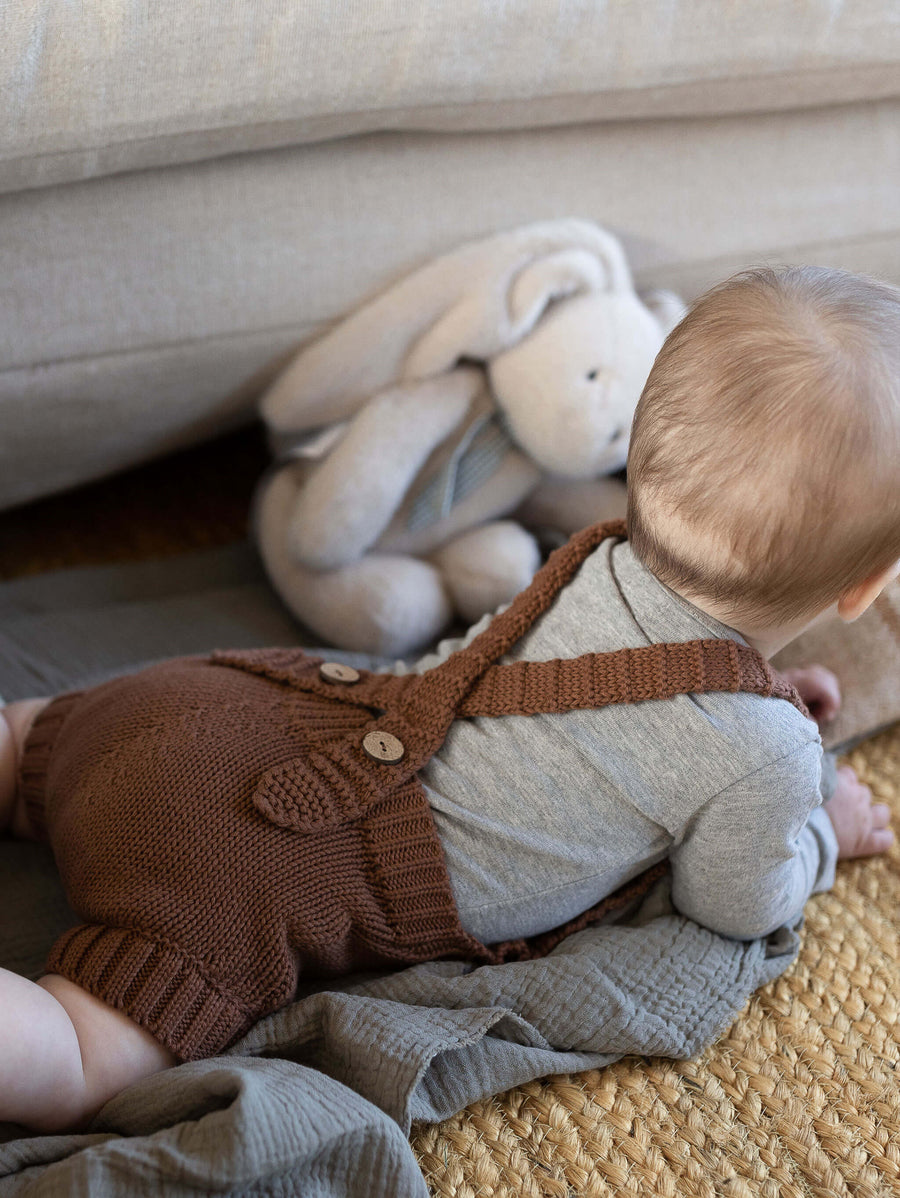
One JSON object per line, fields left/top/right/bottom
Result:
{"left": 253, "top": 737, "right": 399, "bottom": 832}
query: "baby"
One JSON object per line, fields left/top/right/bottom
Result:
{"left": 1, "top": 264, "right": 898, "bottom": 1135}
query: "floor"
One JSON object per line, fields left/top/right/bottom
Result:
{"left": 0, "top": 426, "right": 269, "bottom": 581}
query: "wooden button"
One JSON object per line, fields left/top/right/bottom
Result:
{"left": 362, "top": 730, "right": 405, "bottom": 764}
{"left": 319, "top": 662, "right": 360, "bottom": 684}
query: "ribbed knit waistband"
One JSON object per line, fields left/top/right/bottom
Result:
{"left": 17, "top": 691, "right": 83, "bottom": 841}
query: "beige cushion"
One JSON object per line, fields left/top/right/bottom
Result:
{"left": 2, "top": 95, "right": 900, "bottom": 508}
{"left": 4, "top": 1, "right": 900, "bottom": 195}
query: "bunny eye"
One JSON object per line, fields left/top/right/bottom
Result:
{"left": 586, "top": 369, "right": 599, "bottom": 381}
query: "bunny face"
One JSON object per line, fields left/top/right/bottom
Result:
{"left": 487, "top": 292, "right": 666, "bottom": 479}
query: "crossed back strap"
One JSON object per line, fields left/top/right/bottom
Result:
{"left": 230, "top": 519, "right": 809, "bottom": 835}
{"left": 457, "top": 638, "right": 801, "bottom": 716}
{"left": 363, "top": 518, "right": 804, "bottom": 745}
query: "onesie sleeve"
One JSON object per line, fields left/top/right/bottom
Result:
{"left": 668, "top": 740, "right": 838, "bottom": 941}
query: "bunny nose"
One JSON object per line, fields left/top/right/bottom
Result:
{"left": 610, "top": 426, "right": 625, "bottom": 443}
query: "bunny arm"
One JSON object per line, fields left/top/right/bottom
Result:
{"left": 639, "top": 288, "right": 688, "bottom": 338}
{"left": 285, "top": 367, "right": 484, "bottom": 571}
{"left": 254, "top": 465, "right": 454, "bottom": 655}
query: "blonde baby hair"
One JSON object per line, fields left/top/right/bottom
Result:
{"left": 627, "top": 265, "right": 900, "bottom": 628}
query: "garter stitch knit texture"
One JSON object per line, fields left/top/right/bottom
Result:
{"left": 19, "top": 521, "right": 808, "bottom": 1060}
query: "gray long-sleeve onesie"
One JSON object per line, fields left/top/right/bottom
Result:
{"left": 400, "top": 537, "right": 838, "bottom": 944}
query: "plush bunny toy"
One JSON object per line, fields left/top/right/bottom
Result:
{"left": 254, "top": 219, "right": 685, "bottom": 656}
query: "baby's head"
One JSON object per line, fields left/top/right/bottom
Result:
{"left": 627, "top": 265, "right": 900, "bottom": 633}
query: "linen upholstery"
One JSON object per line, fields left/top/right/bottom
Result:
{"left": 4, "top": 98, "right": 900, "bottom": 509}
{"left": 5, "top": 1, "right": 899, "bottom": 196}
{"left": 4, "top": 1, "right": 900, "bottom": 509}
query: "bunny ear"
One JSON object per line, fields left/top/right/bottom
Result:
{"left": 261, "top": 219, "right": 636, "bottom": 434}
{"left": 405, "top": 221, "right": 637, "bottom": 377}
{"left": 506, "top": 248, "right": 607, "bottom": 336}
{"left": 505, "top": 224, "right": 635, "bottom": 337}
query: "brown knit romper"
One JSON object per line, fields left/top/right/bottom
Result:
{"left": 19, "top": 520, "right": 808, "bottom": 1060}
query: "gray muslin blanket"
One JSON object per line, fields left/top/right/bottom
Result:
{"left": 0, "top": 545, "right": 801, "bottom": 1197}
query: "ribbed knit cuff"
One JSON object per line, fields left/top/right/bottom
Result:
{"left": 17, "top": 692, "right": 83, "bottom": 841}
{"left": 46, "top": 924, "right": 259, "bottom": 1061}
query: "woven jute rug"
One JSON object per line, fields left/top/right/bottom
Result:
{"left": 3, "top": 434, "right": 899, "bottom": 1198}
{"left": 411, "top": 723, "right": 900, "bottom": 1198}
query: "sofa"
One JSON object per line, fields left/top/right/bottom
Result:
{"left": 3, "top": 1, "right": 899, "bottom": 510}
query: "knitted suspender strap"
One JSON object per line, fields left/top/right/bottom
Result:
{"left": 247, "top": 519, "right": 807, "bottom": 833}
{"left": 380, "top": 519, "right": 632, "bottom": 769}
{"left": 247, "top": 520, "right": 626, "bottom": 832}
{"left": 380, "top": 517, "right": 807, "bottom": 741}
{"left": 456, "top": 638, "right": 809, "bottom": 718}
{"left": 218, "top": 520, "right": 628, "bottom": 727}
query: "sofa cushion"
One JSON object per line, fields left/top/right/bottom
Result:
{"left": 4, "top": 0, "right": 900, "bottom": 195}
{"left": 3, "top": 95, "right": 900, "bottom": 509}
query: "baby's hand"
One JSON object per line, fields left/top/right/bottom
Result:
{"left": 779, "top": 664, "right": 841, "bottom": 724}
{"left": 825, "top": 764, "right": 894, "bottom": 859}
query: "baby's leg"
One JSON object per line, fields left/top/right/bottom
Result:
{"left": 2, "top": 700, "right": 177, "bottom": 1129}
{"left": 1, "top": 698, "right": 51, "bottom": 837}
{"left": 0, "top": 969, "right": 176, "bottom": 1132}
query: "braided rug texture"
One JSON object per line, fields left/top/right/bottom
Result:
{"left": 411, "top": 722, "right": 900, "bottom": 1198}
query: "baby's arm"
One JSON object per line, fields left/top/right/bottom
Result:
{"left": 767, "top": 667, "right": 891, "bottom": 855}
{"left": 669, "top": 741, "right": 840, "bottom": 941}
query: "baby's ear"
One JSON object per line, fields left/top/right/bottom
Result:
{"left": 837, "top": 559, "right": 900, "bottom": 622}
